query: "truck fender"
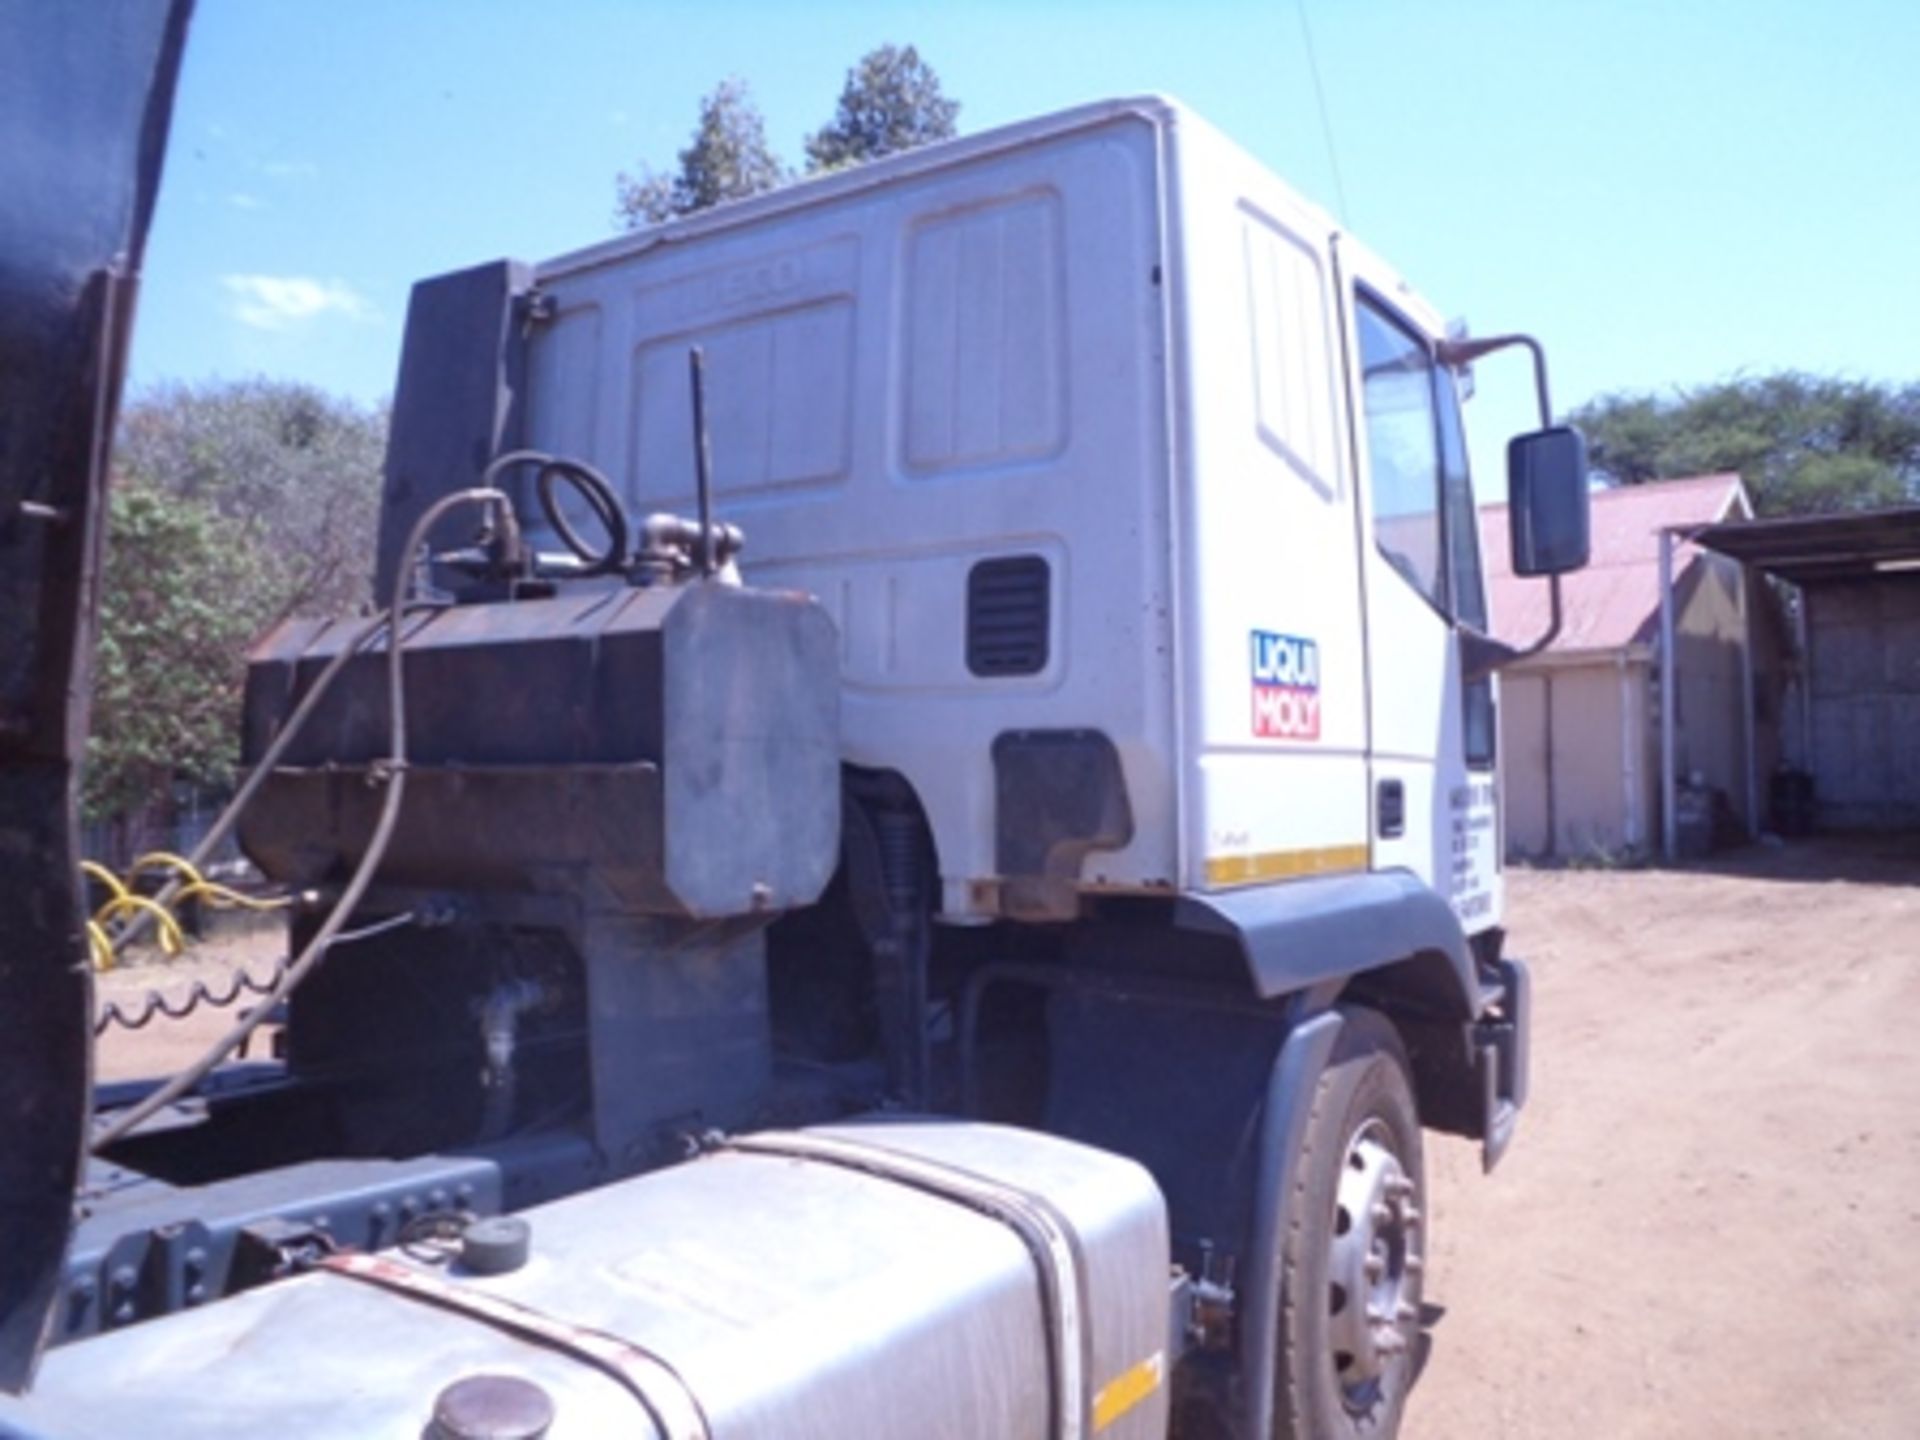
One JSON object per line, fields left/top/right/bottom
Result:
{"left": 1174, "top": 871, "right": 1520, "bottom": 1153}
{"left": 1236, "top": 1003, "right": 1342, "bottom": 1440}
{"left": 1172, "top": 869, "right": 1483, "bottom": 1016}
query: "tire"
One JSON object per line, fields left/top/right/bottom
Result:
{"left": 1273, "top": 1006, "right": 1425, "bottom": 1439}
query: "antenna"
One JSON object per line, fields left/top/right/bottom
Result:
{"left": 687, "top": 345, "right": 716, "bottom": 577}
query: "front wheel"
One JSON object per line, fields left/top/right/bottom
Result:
{"left": 1273, "top": 1007, "right": 1425, "bottom": 1438}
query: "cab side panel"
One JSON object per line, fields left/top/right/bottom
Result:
{"left": 529, "top": 118, "right": 1177, "bottom": 917}
{"left": 1167, "top": 119, "right": 1370, "bottom": 896}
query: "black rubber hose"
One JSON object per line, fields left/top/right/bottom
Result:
{"left": 477, "top": 448, "right": 629, "bottom": 579}
{"left": 535, "top": 458, "right": 628, "bottom": 577}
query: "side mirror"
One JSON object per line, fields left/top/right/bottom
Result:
{"left": 1508, "top": 426, "right": 1590, "bottom": 577}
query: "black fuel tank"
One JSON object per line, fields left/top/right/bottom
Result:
{"left": 238, "top": 580, "right": 840, "bottom": 919}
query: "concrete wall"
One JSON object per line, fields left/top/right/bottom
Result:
{"left": 1501, "top": 659, "right": 1653, "bottom": 860}
{"left": 1805, "top": 576, "right": 1920, "bottom": 829}
{"left": 1670, "top": 553, "right": 1753, "bottom": 826}
{"left": 1624, "top": 661, "right": 1659, "bottom": 849}
{"left": 1502, "top": 670, "right": 1550, "bottom": 857}
{"left": 1749, "top": 578, "right": 1790, "bottom": 813}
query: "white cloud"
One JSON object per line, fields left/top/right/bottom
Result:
{"left": 228, "top": 192, "right": 266, "bottom": 211}
{"left": 222, "top": 275, "right": 375, "bottom": 331}
{"left": 260, "top": 159, "right": 318, "bottom": 179}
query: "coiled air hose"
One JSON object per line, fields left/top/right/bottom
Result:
{"left": 485, "top": 448, "right": 628, "bottom": 577}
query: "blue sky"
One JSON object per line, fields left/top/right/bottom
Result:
{"left": 130, "top": 0, "right": 1920, "bottom": 485}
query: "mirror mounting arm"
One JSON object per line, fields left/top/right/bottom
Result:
{"left": 1460, "top": 573, "right": 1564, "bottom": 683}
{"left": 1448, "top": 330, "right": 1584, "bottom": 680}
{"left": 1437, "top": 332, "right": 1554, "bottom": 429}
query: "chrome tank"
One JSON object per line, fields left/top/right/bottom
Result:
{"left": 0, "top": 1121, "right": 1171, "bottom": 1439}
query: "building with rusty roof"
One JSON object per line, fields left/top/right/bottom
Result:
{"left": 1478, "top": 473, "right": 1785, "bottom": 859}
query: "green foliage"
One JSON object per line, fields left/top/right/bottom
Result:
{"left": 805, "top": 44, "right": 959, "bottom": 173}
{"left": 613, "top": 49, "right": 961, "bottom": 226}
{"left": 86, "top": 381, "right": 388, "bottom": 825}
{"left": 1571, "top": 374, "right": 1920, "bottom": 516}
{"left": 615, "top": 78, "right": 788, "bottom": 227}
{"left": 116, "top": 378, "right": 388, "bottom": 615}
{"left": 84, "top": 481, "right": 272, "bottom": 822}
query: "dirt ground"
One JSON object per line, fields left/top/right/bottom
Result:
{"left": 95, "top": 839, "right": 1920, "bottom": 1436}
{"left": 1412, "top": 837, "right": 1920, "bottom": 1439}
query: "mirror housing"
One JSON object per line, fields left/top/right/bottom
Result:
{"left": 1437, "top": 334, "right": 1591, "bottom": 681}
{"left": 1508, "top": 427, "right": 1591, "bottom": 577}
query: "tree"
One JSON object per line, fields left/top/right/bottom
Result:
{"left": 1570, "top": 374, "right": 1920, "bottom": 516}
{"left": 115, "top": 379, "right": 389, "bottom": 618}
{"left": 86, "top": 381, "right": 388, "bottom": 830}
{"left": 805, "top": 44, "right": 959, "bottom": 173}
{"left": 84, "top": 481, "right": 273, "bottom": 826}
{"left": 616, "top": 78, "right": 788, "bottom": 228}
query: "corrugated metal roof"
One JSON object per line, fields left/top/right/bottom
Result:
{"left": 1691, "top": 504, "right": 1920, "bottom": 583}
{"left": 1479, "top": 473, "right": 1747, "bottom": 653}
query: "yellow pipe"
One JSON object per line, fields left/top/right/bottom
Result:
{"left": 174, "top": 879, "right": 291, "bottom": 913}
{"left": 80, "top": 860, "right": 129, "bottom": 905}
{"left": 86, "top": 920, "right": 115, "bottom": 972}
{"left": 93, "top": 894, "right": 185, "bottom": 958}
{"left": 128, "top": 850, "right": 206, "bottom": 888}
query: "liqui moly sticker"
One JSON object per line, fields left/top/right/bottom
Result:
{"left": 1251, "top": 631, "right": 1320, "bottom": 740}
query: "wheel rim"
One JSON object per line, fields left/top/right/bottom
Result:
{"left": 1326, "top": 1117, "right": 1421, "bottom": 1412}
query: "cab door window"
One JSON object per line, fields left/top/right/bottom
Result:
{"left": 1358, "top": 292, "right": 1496, "bottom": 765}
{"left": 1436, "top": 367, "right": 1488, "bottom": 632}
{"left": 1356, "top": 297, "right": 1444, "bottom": 606}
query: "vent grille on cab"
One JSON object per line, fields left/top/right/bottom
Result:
{"left": 967, "top": 555, "right": 1051, "bottom": 677}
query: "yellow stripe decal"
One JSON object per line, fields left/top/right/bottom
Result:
{"left": 1204, "top": 843, "right": 1369, "bottom": 889}
{"left": 1092, "top": 1351, "right": 1165, "bottom": 1432}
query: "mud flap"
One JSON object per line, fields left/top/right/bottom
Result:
{"left": 1477, "top": 957, "right": 1530, "bottom": 1172}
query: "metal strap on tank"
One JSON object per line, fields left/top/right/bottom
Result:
{"left": 315, "top": 1251, "right": 711, "bottom": 1440}
{"left": 726, "top": 1131, "right": 1090, "bottom": 1440}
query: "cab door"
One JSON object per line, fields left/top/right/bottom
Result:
{"left": 1334, "top": 245, "right": 1501, "bottom": 930}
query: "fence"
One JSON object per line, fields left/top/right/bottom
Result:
{"left": 81, "top": 798, "right": 244, "bottom": 876}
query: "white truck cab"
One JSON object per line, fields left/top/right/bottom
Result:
{"left": 499, "top": 98, "right": 1507, "bottom": 934}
